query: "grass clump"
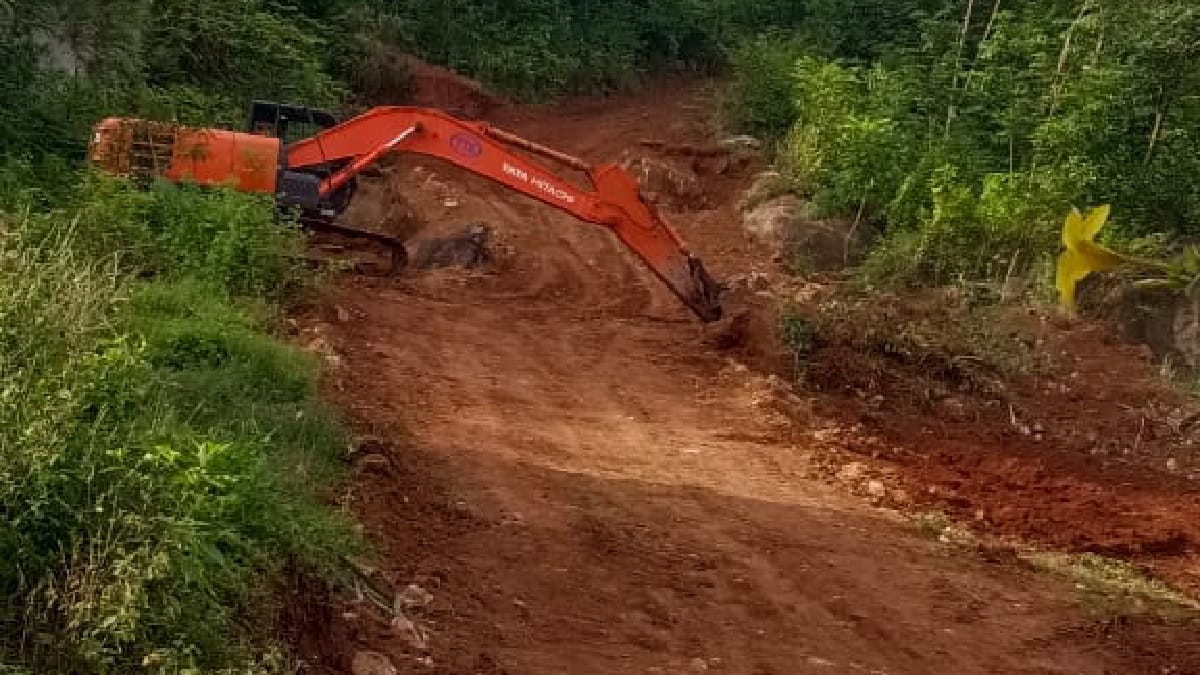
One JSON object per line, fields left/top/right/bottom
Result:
{"left": 1025, "top": 552, "right": 1200, "bottom": 617}
{"left": 795, "top": 289, "right": 1037, "bottom": 405}
{"left": 0, "top": 181, "right": 356, "bottom": 672}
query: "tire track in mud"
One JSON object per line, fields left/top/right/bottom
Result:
{"left": 292, "top": 82, "right": 1198, "bottom": 675}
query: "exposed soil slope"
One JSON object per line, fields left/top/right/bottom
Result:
{"left": 798, "top": 291, "right": 1200, "bottom": 593}
{"left": 291, "top": 81, "right": 1198, "bottom": 674}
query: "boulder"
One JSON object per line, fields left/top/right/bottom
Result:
{"left": 740, "top": 192, "right": 876, "bottom": 272}
{"left": 787, "top": 214, "right": 875, "bottom": 273}
{"left": 620, "top": 155, "right": 706, "bottom": 210}
{"left": 742, "top": 195, "right": 803, "bottom": 246}
{"left": 738, "top": 171, "right": 790, "bottom": 213}
{"left": 409, "top": 223, "right": 493, "bottom": 270}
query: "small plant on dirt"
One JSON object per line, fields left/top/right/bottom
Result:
{"left": 779, "top": 308, "right": 816, "bottom": 375}
{"left": 914, "top": 511, "right": 953, "bottom": 539}
{"left": 1026, "top": 553, "right": 1200, "bottom": 618}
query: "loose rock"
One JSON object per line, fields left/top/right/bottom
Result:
{"left": 352, "top": 651, "right": 398, "bottom": 675}
{"left": 866, "top": 480, "right": 888, "bottom": 499}
{"left": 396, "top": 583, "right": 434, "bottom": 610}
{"left": 621, "top": 155, "right": 706, "bottom": 209}
{"left": 837, "top": 462, "right": 867, "bottom": 483}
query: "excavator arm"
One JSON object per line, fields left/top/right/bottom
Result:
{"left": 284, "top": 108, "right": 723, "bottom": 322}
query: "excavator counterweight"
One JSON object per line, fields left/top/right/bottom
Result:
{"left": 89, "top": 103, "right": 724, "bottom": 322}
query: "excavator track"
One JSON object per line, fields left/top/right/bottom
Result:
{"left": 300, "top": 216, "right": 410, "bottom": 276}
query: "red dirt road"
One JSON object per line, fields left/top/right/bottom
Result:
{"left": 292, "top": 82, "right": 1198, "bottom": 674}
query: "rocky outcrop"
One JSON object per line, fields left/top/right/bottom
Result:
{"left": 1081, "top": 275, "right": 1200, "bottom": 370}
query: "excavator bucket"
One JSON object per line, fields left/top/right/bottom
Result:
{"left": 589, "top": 165, "right": 724, "bottom": 322}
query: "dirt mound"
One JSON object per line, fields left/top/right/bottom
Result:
{"left": 398, "top": 55, "right": 505, "bottom": 119}
{"left": 353, "top": 48, "right": 505, "bottom": 118}
{"left": 336, "top": 169, "right": 425, "bottom": 242}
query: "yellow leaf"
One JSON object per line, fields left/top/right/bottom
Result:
{"left": 1062, "top": 205, "right": 1111, "bottom": 251}
{"left": 1062, "top": 207, "right": 1085, "bottom": 250}
{"left": 1056, "top": 204, "right": 1129, "bottom": 311}
{"left": 1080, "top": 204, "right": 1111, "bottom": 242}
{"left": 1075, "top": 239, "right": 1128, "bottom": 272}
{"left": 1056, "top": 250, "right": 1088, "bottom": 310}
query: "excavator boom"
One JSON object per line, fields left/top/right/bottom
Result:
{"left": 89, "top": 105, "right": 724, "bottom": 322}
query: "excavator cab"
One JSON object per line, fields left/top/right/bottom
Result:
{"left": 245, "top": 101, "right": 358, "bottom": 219}
{"left": 247, "top": 101, "right": 338, "bottom": 142}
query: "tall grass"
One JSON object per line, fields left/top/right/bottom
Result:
{"left": 0, "top": 179, "right": 356, "bottom": 673}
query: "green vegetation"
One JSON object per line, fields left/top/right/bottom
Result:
{"left": 0, "top": 0, "right": 812, "bottom": 164}
{"left": 0, "top": 180, "right": 356, "bottom": 672}
{"left": 329, "top": 0, "right": 809, "bottom": 100}
{"left": 725, "top": 1, "right": 1200, "bottom": 289}
{"left": 1, "top": 10, "right": 362, "bottom": 659}
{"left": 0, "top": 1, "right": 832, "bottom": 669}
{"left": 778, "top": 309, "right": 816, "bottom": 375}
{"left": 1027, "top": 552, "right": 1200, "bottom": 615}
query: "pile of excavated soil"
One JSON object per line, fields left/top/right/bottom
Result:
{"left": 353, "top": 49, "right": 505, "bottom": 119}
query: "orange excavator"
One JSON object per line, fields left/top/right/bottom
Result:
{"left": 89, "top": 102, "right": 723, "bottom": 322}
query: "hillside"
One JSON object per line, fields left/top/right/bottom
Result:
{"left": 1, "top": 1, "right": 1199, "bottom": 673}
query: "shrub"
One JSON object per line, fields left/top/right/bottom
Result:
{"left": 864, "top": 163, "right": 1092, "bottom": 287}
{"left": 27, "top": 176, "right": 307, "bottom": 300}
{"left": 747, "top": 1, "right": 1200, "bottom": 289}
{"left": 723, "top": 36, "right": 807, "bottom": 140}
{"left": 779, "top": 309, "right": 816, "bottom": 376}
{"left": 0, "top": 190, "right": 354, "bottom": 673}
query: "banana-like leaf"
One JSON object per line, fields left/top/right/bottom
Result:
{"left": 1061, "top": 205, "right": 1111, "bottom": 251}
{"left": 1056, "top": 251, "right": 1089, "bottom": 309}
{"left": 1056, "top": 204, "right": 1134, "bottom": 310}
